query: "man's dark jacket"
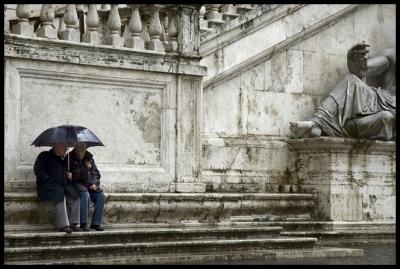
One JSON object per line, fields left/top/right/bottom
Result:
{"left": 34, "top": 149, "right": 80, "bottom": 203}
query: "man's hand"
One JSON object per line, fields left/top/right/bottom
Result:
{"left": 347, "top": 43, "right": 370, "bottom": 78}
{"left": 66, "top": 172, "right": 73, "bottom": 181}
{"left": 90, "top": 184, "right": 97, "bottom": 191}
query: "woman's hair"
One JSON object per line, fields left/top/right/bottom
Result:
{"left": 75, "top": 142, "right": 87, "bottom": 150}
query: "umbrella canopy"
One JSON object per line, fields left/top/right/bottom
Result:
{"left": 31, "top": 125, "right": 104, "bottom": 148}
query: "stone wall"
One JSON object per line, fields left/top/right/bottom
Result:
{"left": 201, "top": 4, "right": 395, "bottom": 192}
{"left": 4, "top": 6, "right": 207, "bottom": 193}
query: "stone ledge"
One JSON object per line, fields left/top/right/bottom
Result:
{"left": 5, "top": 192, "right": 316, "bottom": 225}
{"left": 5, "top": 192, "right": 316, "bottom": 201}
{"left": 4, "top": 247, "right": 364, "bottom": 265}
{"left": 4, "top": 33, "right": 207, "bottom": 77}
{"left": 5, "top": 237, "right": 318, "bottom": 263}
{"left": 288, "top": 137, "right": 395, "bottom": 152}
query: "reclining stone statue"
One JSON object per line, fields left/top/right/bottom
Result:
{"left": 290, "top": 43, "right": 396, "bottom": 141}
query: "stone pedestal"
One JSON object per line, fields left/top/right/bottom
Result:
{"left": 125, "top": 36, "right": 145, "bottom": 50}
{"left": 146, "top": 39, "right": 165, "bottom": 52}
{"left": 12, "top": 21, "right": 34, "bottom": 36}
{"left": 288, "top": 137, "right": 396, "bottom": 221}
{"left": 59, "top": 28, "right": 80, "bottom": 42}
{"left": 82, "top": 31, "right": 101, "bottom": 45}
{"left": 105, "top": 34, "right": 124, "bottom": 48}
{"left": 36, "top": 25, "right": 58, "bottom": 39}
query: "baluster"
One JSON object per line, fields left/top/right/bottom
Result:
{"left": 205, "top": 4, "right": 223, "bottom": 28}
{"left": 12, "top": 5, "right": 34, "bottom": 36}
{"left": 160, "top": 15, "right": 166, "bottom": 44}
{"left": 199, "top": 5, "right": 208, "bottom": 30}
{"left": 163, "top": 15, "right": 169, "bottom": 42}
{"left": 167, "top": 10, "right": 178, "bottom": 53}
{"left": 105, "top": 4, "right": 123, "bottom": 47}
{"left": 140, "top": 14, "right": 151, "bottom": 43}
{"left": 146, "top": 4, "right": 165, "bottom": 52}
{"left": 37, "top": 4, "right": 58, "bottom": 39}
{"left": 57, "top": 12, "right": 66, "bottom": 38}
{"left": 125, "top": 4, "right": 144, "bottom": 50}
{"left": 221, "top": 4, "right": 238, "bottom": 21}
{"left": 122, "top": 17, "right": 130, "bottom": 43}
{"left": 59, "top": 4, "right": 80, "bottom": 41}
{"left": 82, "top": 4, "right": 100, "bottom": 45}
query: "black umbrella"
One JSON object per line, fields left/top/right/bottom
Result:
{"left": 31, "top": 124, "right": 104, "bottom": 170}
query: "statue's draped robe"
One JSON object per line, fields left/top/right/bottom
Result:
{"left": 311, "top": 74, "right": 396, "bottom": 140}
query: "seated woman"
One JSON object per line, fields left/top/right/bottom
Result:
{"left": 310, "top": 43, "right": 396, "bottom": 141}
{"left": 68, "top": 142, "right": 105, "bottom": 231}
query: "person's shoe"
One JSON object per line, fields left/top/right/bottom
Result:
{"left": 80, "top": 224, "right": 90, "bottom": 232}
{"left": 70, "top": 223, "right": 80, "bottom": 232}
{"left": 90, "top": 224, "right": 104, "bottom": 231}
{"left": 59, "top": 226, "right": 73, "bottom": 233}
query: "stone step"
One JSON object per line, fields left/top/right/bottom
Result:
{"left": 4, "top": 237, "right": 318, "bottom": 263}
{"left": 5, "top": 247, "right": 364, "bottom": 265}
{"left": 226, "top": 221, "right": 396, "bottom": 246}
{"left": 229, "top": 220, "right": 396, "bottom": 231}
{"left": 280, "top": 230, "right": 396, "bottom": 246}
{"left": 5, "top": 226, "right": 283, "bottom": 248}
{"left": 230, "top": 213, "right": 312, "bottom": 223}
{"left": 5, "top": 192, "right": 316, "bottom": 225}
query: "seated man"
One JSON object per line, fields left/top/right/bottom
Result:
{"left": 34, "top": 142, "right": 80, "bottom": 233}
{"left": 310, "top": 43, "right": 396, "bottom": 141}
{"left": 67, "top": 142, "right": 105, "bottom": 231}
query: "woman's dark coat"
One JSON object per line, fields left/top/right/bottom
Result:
{"left": 34, "top": 148, "right": 80, "bottom": 203}
{"left": 69, "top": 150, "right": 102, "bottom": 193}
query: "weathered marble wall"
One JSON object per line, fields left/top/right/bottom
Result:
{"left": 201, "top": 4, "right": 395, "bottom": 192}
{"left": 4, "top": 33, "right": 206, "bottom": 193}
{"left": 201, "top": 136, "right": 294, "bottom": 192}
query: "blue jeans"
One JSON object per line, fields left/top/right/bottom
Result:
{"left": 80, "top": 191, "right": 105, "bottom": 226}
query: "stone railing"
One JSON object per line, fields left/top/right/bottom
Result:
{"left": 7, "top": 4, "right": 202, "bottom": 56}
{"left": 199, "top": 4, "right": 258, "bottom": 33}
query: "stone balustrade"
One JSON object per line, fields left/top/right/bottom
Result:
{"left": 200, "top": 4, "right": 258, "bottom": 34}
{"left": 7, "top": 4, "right": 202, "bottom": 56}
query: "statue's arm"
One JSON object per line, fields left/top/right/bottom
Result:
{"left": 367, "top": 54, "right": 390, "bottom": 76}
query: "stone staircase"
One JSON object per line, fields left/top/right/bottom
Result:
{"left": 4, "top": 223, "right": 364, "bottom": 265}
{"left": 229, "top": 214, "right": 396, "bottom": 246}
{"left": 4, "top": 190, "right": 366, "bottom": 264}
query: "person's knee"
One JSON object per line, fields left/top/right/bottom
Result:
{"left": 98, "top": 192, "right": 105, "bottom": 201}
{"left": 80, "top": 191, "right": 89, "bottom": 200}
{"left": 380, "top": 111, "right": 395, "bottom": 122}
